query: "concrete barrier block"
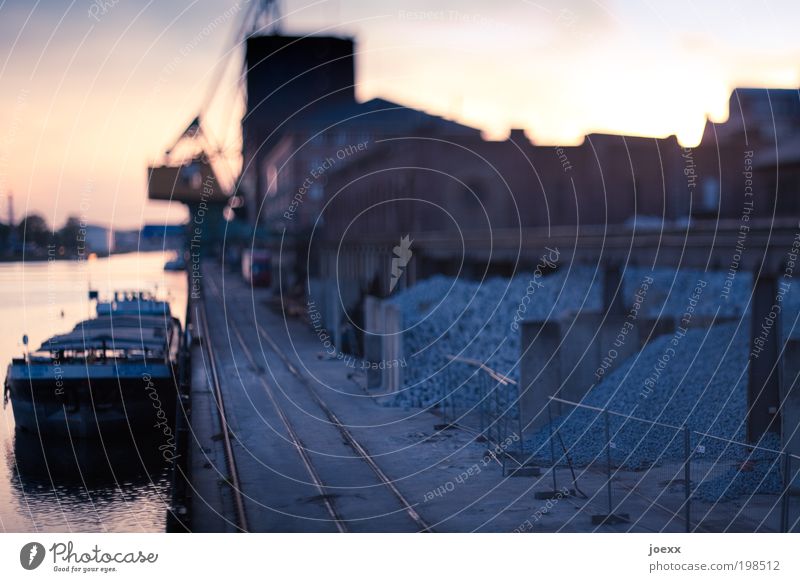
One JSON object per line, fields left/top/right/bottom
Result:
{"left": 363, "top": 296, "right": 383, "bottom": 389}
{"left": 519, "top": 312, "right": 678, "bottom": 437}
{"left": 381, "top": 303, "right": 403, "bottom": 393}
{"left": 519, "top": 319, "right": 562, "bottom": 434}
{"left": 781, "top": 338, "right": 800, "bottom": 469}
{"left": 559, "top": 313, "right": 604, "bottom": 403}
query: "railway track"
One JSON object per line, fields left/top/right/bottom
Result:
{"left": 197, "top": 297, "right": 249, "bottom": 532}
{"left": 228, "top": 321, "right": 348, "bottom": 532}
{"left": 203, "top": 272, "right": 432, "bottom": 532}
{"left": 251, "top": 316, "right": 432, "bottom": 532}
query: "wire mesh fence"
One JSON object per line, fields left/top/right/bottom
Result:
{"left": 690, "top": 431, "right": 788, "bottom": 532}
{"left": 436, "top": 355, "right": 521, "bottom": 451}
{"left": 534, "top": 395, "right": 800, "bottom": 532}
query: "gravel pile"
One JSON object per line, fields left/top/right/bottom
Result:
{"left": 524, "top": 323, "right": 749, "bottom": 467}
{"left": 386, "top": 265, "right": 753, "bottom": 413}
{"left": 386, "top": 265, "right": 603, "bottom": 409}
{"left": 692, "top": 432, "right": 784, "bottom": 503}
{"left": 621, "top": 266, "right": 751, "bottom": 319}
{"left": 382, "top": 264, "right": 796, "bottom": 502}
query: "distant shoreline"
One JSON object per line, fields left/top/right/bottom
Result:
{"left": 0, "top": 249, "right": 172, "bottom": 263}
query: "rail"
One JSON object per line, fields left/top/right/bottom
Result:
{"left": 205, "top": 270, "right": 432, "bottom": 532}
{"left": 197, "top": 294, "right": 249, "bottom": 532}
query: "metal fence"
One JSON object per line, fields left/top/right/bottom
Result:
{"left": 436, "top": 355, "right": 522, "bottom": 452}
{"left": 537, "top": 396, "right": 800, "bottom": 532}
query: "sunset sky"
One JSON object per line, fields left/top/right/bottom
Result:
{"left": 1, "top": 0, "right": 799, "bottom": 229}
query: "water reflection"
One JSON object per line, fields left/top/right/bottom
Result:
{"left": 7, "top": 430, "right": 171, "bottom": 532}
{"left": 0, "top": 251, "right": 185, "bottom": 532}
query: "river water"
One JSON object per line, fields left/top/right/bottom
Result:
{"left": 0, "top": 251, "right": 186, "bottom": 532}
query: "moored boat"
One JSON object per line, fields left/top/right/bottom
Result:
{"left": 3, "top": 291, "right": 182, "bottom": 438}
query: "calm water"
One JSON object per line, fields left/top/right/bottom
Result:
{"left": 0, "top": 251, "right": 186, "bottom": 532}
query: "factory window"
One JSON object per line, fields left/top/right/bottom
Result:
{"left": 266, "top": 164, "right": 278, "bottom": 196}
{"left": 701, "top": 177, "right": 719, "bottom": 211}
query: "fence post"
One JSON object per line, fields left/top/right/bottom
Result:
{"left": 487, "top": 374, "right": 495, "bottom": 443}
{"left": 781, "top": 453, "right": 790, "bottom": 533}
{"left": 478, "top": 371, "right": 487, "bottom": 441}
{"left": 548, "top": 400, "right": 558, "bottom": 493}
{"left": 604, "top": 409, "right": 613, "bottom": 517}
{"left": 684, "top": 427, "right": 691, "bottom": 533}
{"left": 501, "top": 378, "right": 510, "bottom": 445}
{"left": 497, "top": 377, "right": 504, "bottom": 444}
{"left": 447, "top": 371, "right": 454, "bottom": 427}
{"left": 440, "top": 367, "right": 449, "bottom": 427}
{"left": 517, "top": 392, "right": 525, "bottom": 455}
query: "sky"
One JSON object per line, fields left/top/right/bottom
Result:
{"left": 1, "top": 0, "right": 799, "bottom": 230}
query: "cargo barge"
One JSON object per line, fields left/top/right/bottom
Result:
{"left": 3, "top": 291, "right": 181, "bottom": 438}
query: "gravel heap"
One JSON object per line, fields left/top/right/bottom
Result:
{"left": 692, "top": 432, "right": 784, "bottom": 503}
{"left": 525, "top": 323, "right": 749, "bottom": 465}
{"left": 386, "top": 265, "right": 752, "bottom": 412}
{"left": 386, "top": 266, "right": 603, "bottom": 409}
{"left": 380, "top": 264, "right": 798, "bottom": 502}
{"left": 621, "top": 266, "right": 750, "bottom": 319}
